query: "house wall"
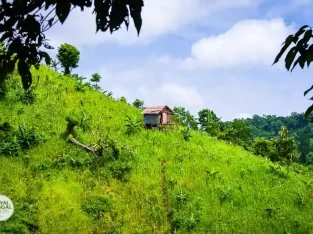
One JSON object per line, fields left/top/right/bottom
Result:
{"left": 162, "top": 112, "right": 167, "bottom": 124}
{"left": 144, "top": 114, "right": 159, "bottom": 125}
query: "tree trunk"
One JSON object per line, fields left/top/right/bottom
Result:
{"left": 64, "top": 66, "right": 70, "bottom": 75}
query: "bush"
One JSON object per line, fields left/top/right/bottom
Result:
{"left": 65, "top": 116, "right": 79, "bottom": 136}
{"left": 108, "top": 161, "right": 132, "bottom": 181}
{"left": 17, "top": 124, "right": 41, "bottom": 150}
{"left": 18, "top": 86, "right": 37, "bottom": 105}
{"left": 124, "top": 116, "right": 143, "bottom": 136}
{"left": 0, "top": 122, "right": 42, "bottom": 156}
{"left": 181, "top": 127, "right": 192, "bottom": 141}
{"left": 0, "top": 140, "right": 21, "bottom": 156}
{"left": 81, "top": 196, "right": 111, "bottom": 220}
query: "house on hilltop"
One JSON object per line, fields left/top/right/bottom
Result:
{"left": 142, "top": 106, "right": 175, "bottom": 128}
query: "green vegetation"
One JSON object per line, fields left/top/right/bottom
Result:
{"left": 274, "top": 25, "right": 313, "bottom": 120}
{"left": 244, "top": 113, "right": 313, "bottom": 164}
{"left": 0, "top": 1, "right": 143, "bottom": 89}
{"left": 133, "top": 99, "right": 145, "bottom": 110}
{"left": 90, "top": 73, "right": 102, "bottom": 91}
{"left": 1, "top": 65, "right": 313, "bottom": 233}
{"left": 57, "top": 43, "right": 80, "bottom": 75}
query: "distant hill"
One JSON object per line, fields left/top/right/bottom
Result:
{"left": 243, "top": 113, "right": 313, "bottom": 163}
{"left": 1, "top": 66, "right": 313, "bottom": 233}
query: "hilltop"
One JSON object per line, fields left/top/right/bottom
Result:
{"left": 1, "top": 66, "right": 313, "bottom": 234}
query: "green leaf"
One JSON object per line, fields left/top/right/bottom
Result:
{"left": 302, "top": 29, "right": 312, "bottom": 44}
{"left": 304, "top": 85, "right": 313, "bottom": 96}
{"left": 18, "top": 59, "right": 32, "bottom": 90}
{"left": 273, "top": 35, "right": 294, "bottom": 65}
{"left": 47, "top": 18, "right": 54, "bottom": 27}
{"left": 129, "top": 1, "right": 144, "bottom": 36}
{"left": 295, "top": 25, "right": 310, "bottom": 37}
{"left": 304, "top": 104, "right": 313, "bottom": 119}
{"left": 291, "top": 57, "right": 300, "bottom": 72}
{"left": 299, "top": 56, "right": 305, "bottom": 68}
{"left": 56, "top": 0, "right": 71, "bottom": 24}
{"left": 284, "top": 46, "right": 297, "bottom": 70}
{"left": 39, "top": 51, "right": 51, "bottom": 65}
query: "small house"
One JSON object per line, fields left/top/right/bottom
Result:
{"left": 142, "top": 106, "right": 175, "bottom": 128}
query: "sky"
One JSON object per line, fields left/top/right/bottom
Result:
{"left": 45, "top": 0, "right": 313, "bottom": 120}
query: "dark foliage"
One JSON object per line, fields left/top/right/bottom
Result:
{"left": 0, "top": 122, "right": 41, "bottom": 156}
{"left": 273, "top": 25, "right": 313, "bottom": 121}
{"left": 244, "top": 112, "right": 310, "bottom": 163}
{"left": 81, "top": 196, "right": 111, "bottom": 220}
{"left": 173, "top": 107, "right": 198, "bottom": 130}
{"left": 0, "top": 0, "right": 144, "bottom": 90}
{"left": 57, "top": 43, "right": 80, "bottom": 75}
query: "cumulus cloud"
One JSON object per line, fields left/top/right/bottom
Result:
{"left": 45, "top": 0, "right": 260, "bottom": 48}
{"left": 93, "top": 67, "right": 206, "bottom": 114}
{"left": 154, "top": 83, "right": 205, "bottom": 107}
{"left": 51, "top": 2, "right": 312, "bottom": 121}
{"left": 182, "top": 18, "right": 295, "bottom": 69}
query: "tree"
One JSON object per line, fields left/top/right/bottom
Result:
{"left": 274, "top": 126, "right": 299, "bottom": 164}
{"left": 172, "top": 107, "right": 198, "bottom": 130}
{"left": 90, "top": 73, "right": 101, "bottom": 86}
{"left": 273, "top": 25, "right": 313, "bottom": 122}
{"left": 218, "top": 119, "right": 253, "bottom": 150}
{"left": 120, "top": 96, "right": 128, "bottom": 104}
{"left": 0, "top": 0, "right": 144, "bottom": 90}
{"left": 198, "top": 109, "right": 221, "bottom": 136}
{"left": 90, "top": 73, "right": 102, "bottom": 90}
{"left": 253, "top": 138, "right": 276, "bottom": 159}
{"left": 57, "top": 43, "right": 80, "bottom": 75}
{"left": 305, "top": 152, "right": 313, "bottom": 165}
{"left": 133, "top": 99, "right": 145, "bottom": 110}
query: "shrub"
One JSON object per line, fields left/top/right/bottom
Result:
{"left": 16, "top": 124, "right": 41, "bottom": 150}
{"left": 81, "top": 196, "right": 111, "bottom": 220}
{"left": 124, "top": 116, "right": 143, "bottom": 136}
{"left": 80, "top": 110, "right": 92, "bottom": 132}
{"left": 0, "top": 80, "right": 7, "bottom": 99}
{"left": 20, "top": 87, "right": 36, "bottom": 104}
{"left": 65, "top": 116, "right": 79, "bottom": 136}
{"left": 108, "top": 161, "right": 132, "bottom": 181}
{"left": 181, "top": 127, "right": 192, "bottom": 141}
{"left": 0, "top": 140, "right": 21, "bottom": 156}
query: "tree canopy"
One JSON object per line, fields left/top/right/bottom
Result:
{"left": 0, "top": 0, "right": 144, "bottom": 89}
{"left": 57, "top": 43, "right": 80, "bottom": 75}
{"left": 273, "top": 25, "right": 313, "bottom": 122}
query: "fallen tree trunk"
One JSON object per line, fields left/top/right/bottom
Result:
{"left": 68, "top": 137, "right": 95, "bottom": 152}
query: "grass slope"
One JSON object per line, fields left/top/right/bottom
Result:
{"left": 1, "top": 67, "right": 313, "bottom": 234}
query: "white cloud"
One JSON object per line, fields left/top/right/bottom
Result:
{"left": 154, "top": 82, "right": 205, "bottom": 107}
{"left": 94, "top": 68, "right": 206, "bottom": 113}
{"left": 182, "top": 18, "right": 295, "bottom": 69}
{"left": 45, "top": 0, "right": 260, "bottom": 48}
{"left": 72, "top": 13, "right": 313, "bottom": 121}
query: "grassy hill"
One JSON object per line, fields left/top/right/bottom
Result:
{"left": 1, "top": 67, "right": 313, "bottom": 234}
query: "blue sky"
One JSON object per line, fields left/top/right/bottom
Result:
{"left": 46, "top": 0, "right": 313, "bottom": 120}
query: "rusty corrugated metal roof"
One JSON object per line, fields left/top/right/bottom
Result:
{"left": 142, "top": 106, "right": 174, "bottom": 115}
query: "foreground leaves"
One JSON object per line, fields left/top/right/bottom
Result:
{"left": 273, "top": 25, "right": 313, "bottom": 122}
{"left": 0, "top": 0, "right": 144, "bottom": 90}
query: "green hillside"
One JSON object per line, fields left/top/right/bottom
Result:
{"left": 1, "top": 67, "right": 313, "bottom": 234}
